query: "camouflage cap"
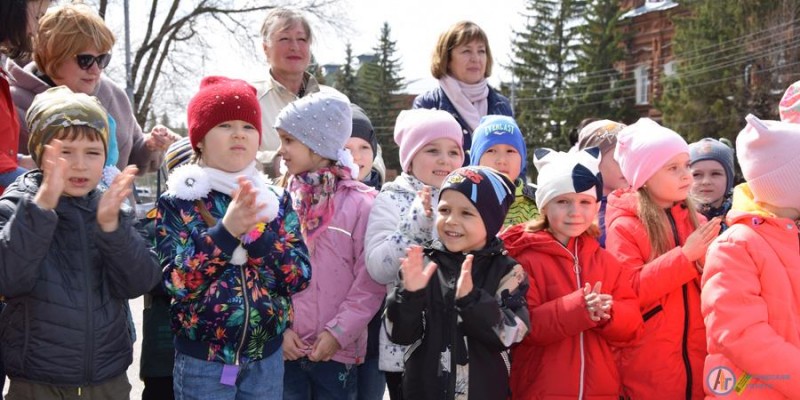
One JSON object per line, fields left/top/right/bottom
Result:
{"left": 26, "top": 86, "right": 110, "bottom": 166}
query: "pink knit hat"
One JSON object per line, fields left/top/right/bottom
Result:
{"left": 393, "top": 109, "right": 463, "bottom": 172}
{"left": 779, "top": 80, "right": 800, "bottom": 123}
{"left": 736, "top": 114, "right": 800, "bottom": 209}
{"left": 614, "top": 118, "right": 689, "bottom": 190}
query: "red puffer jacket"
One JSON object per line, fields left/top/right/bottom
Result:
{"left": 501, "top": 225, "right": 642, "bottom": 399}
{"left": 605, "top": 188, "right": 706, "bottom": 400}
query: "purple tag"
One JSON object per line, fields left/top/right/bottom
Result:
{"left": 220, "top": 364, "right": 238, "bottom": 386}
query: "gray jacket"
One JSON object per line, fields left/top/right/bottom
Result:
{"left": 0, "top": 170, "right": 160, "bottom": 386}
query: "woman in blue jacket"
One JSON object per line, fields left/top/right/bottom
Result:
{"left": 413, "top": 21, "right": 513, "bottom": 164}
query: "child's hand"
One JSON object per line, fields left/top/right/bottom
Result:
{"left": 455, "top": 255, "right": 474, "bottom": 299}
{"left": 33, "top": 140, "right": 67, "bottom": 210}
{"left": 221, "top": 177, "right": 267, "bottom": 237}
{"left": 418, "top": 186, "right": 433, "bottom": 218}
{"left": 681, "top": 217, "right": 722, "bottom": 263}
{"left": 584, "top": 282, "right": 613, "bottom": 322}
{"left": 97, "top": 165, "right": 137, "bottom": 232}
{"left": 400, "top": 245, "right": 438, "bottom": 292}
{"left": 282, "top": 328, "right": 310, "bottom": 361}
{"left": 308, "top": 331, "right": 341, "bottom": 362}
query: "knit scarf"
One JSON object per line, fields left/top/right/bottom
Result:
{"left": 289, "top": 166, "right": 353, "bottom": 244}
{"left": 439, "top": 74, "right": 489, "bottom": 131}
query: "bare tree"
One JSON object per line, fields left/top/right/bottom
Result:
{"left": 93, "top": 0, "right": 346, "bottom": 127}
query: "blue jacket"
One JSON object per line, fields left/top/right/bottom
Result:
{"left": 0, "top": 170, "right": 160, "bottom": 386}
{"left": 412, "top": 86, "right": 513, "bottom": 165}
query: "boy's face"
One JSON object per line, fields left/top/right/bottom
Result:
{"left": 410, "top": 138, "right": 463, "bottom": 188}
{"left": 198, "top": 120, "right": 259, "bottom": 173}
{"left": 344, "top": 137, "right": 374, "bottom": 181}
{"left": 436, "top": 190, "right": 487, "bottom": 253}
{"left": 690, "top": 159, "right": 727, "bottom": 207}
{"left": 277, "top": 129, "right": 325, "bottom": 175}
{"left": 478, "top": 143, "right": 521, "bottom": 181}
{"left": 56, "top": 136, "right": 105, "bottom": 197}
{"left": 544, "top": 192, "right": 597, "bottom": 246}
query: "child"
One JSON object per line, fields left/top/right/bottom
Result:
{"left": 364, "top": 108, "right": 464, "bottom": 400}
{"left": 574, "top": 119, "right": 628, "bottom": 246}
{"left": 689, "top": 138, "right": 735, "bottom": 231}
{"left": 500, "top": 148, "right": 642, "bottom": 399}
{"left": 0, "top": 86, "right": 159, "bottom": 398}
{"left": 469, "top": 115, "right": 538, "bottom": 226}
{"left": 275, "top": 91, "right": 385, "bottom": 399}
{"left": 605, "top": 118, "right": 722, "bottom": 399}
{"left": 386, "top": 166, "right": 530, "bottom": 400}
{"left": 346, "top": 104, "right": 383, "bottom": 190}
{"left": 157, "top": 76, "right": 311, "bottom": 399}
{"left": 701, "top": 114, "right": 800, "bottom": 399}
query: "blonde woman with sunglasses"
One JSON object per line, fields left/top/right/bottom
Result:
{"left": 7, "top": 2, "right": 179, "bottom": 179}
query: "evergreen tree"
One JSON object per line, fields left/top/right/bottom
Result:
{"left": 334, "top": 43, "right": 360, "bottom": 104}
{"left": 358, "top": 22, "right": 405, "bottom": 171}
{"left": 659, "top": 0, "right": 798, "bottom": 142}
{"left": 509, "top": 0, "right": 585, "bottom": 177}
{"left": 566, "top": 0, "right": 637, "bottom": 128}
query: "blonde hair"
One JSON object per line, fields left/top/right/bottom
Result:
{"left": 260, "top": 8, "right": 312, "bottom": 45}
{"left": 637, "top": 188, "right": 701, "bottom": 260}
{"left": 523, "top": 213, "right": 601, "bottom": 238}
{"left": 430, "top": 21, "right": 493, "bottom": 79}
{"left": 34, "top": 3, "right": 115, "bottom": 81}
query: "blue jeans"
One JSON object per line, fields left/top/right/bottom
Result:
{"left": 173, "top": 349, "right": 283, "bottom": 400}
{"left": 0, "top": 167, "right": 25, "bottom": 188}
{"left": 284, "top": 358, "right": 358, "bottom": 400}
{"left": 357, "top": 357, "right": 385, "bottom": 400}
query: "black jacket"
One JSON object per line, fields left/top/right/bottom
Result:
{"left": 412, "top": 86, "right": 514, "bottom": 165}
{"left": 386, "top": 238, "right": 529, "bottom": 400}
{"left": 0, "top": 170, "right": 160, "bottom": 386}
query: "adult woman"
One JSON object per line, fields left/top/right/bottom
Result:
{"left": 413, "top": 21, "right": 513, "bottom": 164}
{"left": 252, "top": 8, "right": 322, "bottom": 177}
{"left": 8, "top": 3, "right": 177, "bottom": 177}
{"left": 0, "top": 0, "right": 50, "bottom": 193}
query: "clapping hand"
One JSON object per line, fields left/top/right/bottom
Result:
{"left": 221, "top": 177, "right": 267, "bottom": 237}
{"left": 400, "top": 245, "right": 438, "bottom": 292}
{"left": 33, "top": 140, "right": 67, "bottom": 210}
{"left": 417, "top": 186, "right": 433, "bottom": 218}
{"left": 97, "top": 165, "right": 137, "bottom": 232}
{"left": 584, "top": 282, "right": 613, "bottom": 322}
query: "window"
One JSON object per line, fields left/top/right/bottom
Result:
{"left": 664, "top": 60, "right": 677, "bottom": 77}
{"left": 635, "top": 65, "right": 650, "bottom": 105}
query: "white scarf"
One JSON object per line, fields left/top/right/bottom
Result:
{"left": 439, "top": 75, "right": 489, "bottom": 131}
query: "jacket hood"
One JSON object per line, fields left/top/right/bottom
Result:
{"left": 500, "top": 223, "right": 599, "bottom": 258}
{"left": 5, "top": 60, "right": 50, "bottom": 109}
{"left": 605, "top": 187, "right": 640, "bottom": 227}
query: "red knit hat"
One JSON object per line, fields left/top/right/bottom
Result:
{"left": 187, "top": 76, "right": 262, "bottom": 151}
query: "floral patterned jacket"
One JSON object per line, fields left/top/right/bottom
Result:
{"left": 156, "top": 167, "right": 310, "bottom": 364}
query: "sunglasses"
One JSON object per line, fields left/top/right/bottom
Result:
{"left": 75, "top": 53, "right": 112, "bottom": 70}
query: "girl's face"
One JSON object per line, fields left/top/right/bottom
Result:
{"left": 545, "top": 193, "right": 598, "bottom": 246}
{"left": 277, "top": 129, "right": 327, "bottom": 175}
{"left": 600, "top": 149, "right": 628, "bottom": 195}
{"left": 344, "top": 137, "right": 374, "bottom": 181}
{"left": 690, "top": 159, "right": 727, "bottom": 207}
{"left": 447, "top": 39, "right": 487, "bottom": 84}
{"left": 436, "top": 190, "right": 487, "bottom": 253}
{"left": 478, "top": 144, "right": 521, "bottom": 181}
{"left": 52, "top": 45, "right": 106, "bottom": 95}
{"left": 198, "top": 120, "right": 259, "bottom": 173}
{"left": 409, "top": 138, "right": 463, "bottom": 188}
{"left": 645, "top": 152, "right": 692, "bottom": 208}
{"left": 263, "top": 21, "right": 311, "bottom": 78}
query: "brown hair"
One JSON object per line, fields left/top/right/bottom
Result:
{"left": 0, "top": 0, "right": 46, "bottom": 58}
{"left": 637, "top": 187, "right": 701, "bottom": 260}
{"left": 260, "top": 7, "right": 312, "bottom": 45}
{"left": 430, "top": 21, "right": 492, "bottom": 79}
{"left": 33, "top": 3, "right": 115, "bottom": 80}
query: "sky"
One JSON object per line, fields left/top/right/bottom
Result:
{"left": 149, "top": 0, "right": 529, "bottom": 95}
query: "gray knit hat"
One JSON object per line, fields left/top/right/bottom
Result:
{"left": 689, "top": 137, "right": 735, "bottom": 194}
{"left": 274, "top": 90, "right": 352, "bottom": 160}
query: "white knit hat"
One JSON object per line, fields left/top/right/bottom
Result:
{"left": 533, "top": 147, "right": 603, "bottom": 210}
